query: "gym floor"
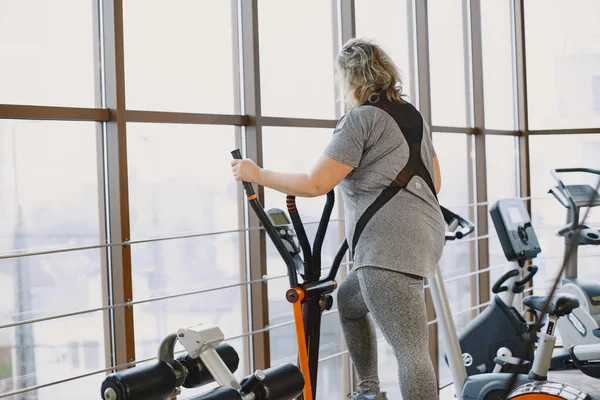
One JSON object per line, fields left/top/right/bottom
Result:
{"left": 437, "top": 371, "right": 600, "bottom": 398}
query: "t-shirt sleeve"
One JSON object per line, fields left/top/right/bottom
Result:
{"left": 323, "top": 109, "right": 365, "bottom": 168}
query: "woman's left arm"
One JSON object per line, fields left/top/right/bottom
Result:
{"left": 231, "top": 155, "right": 353, "bottom": 197}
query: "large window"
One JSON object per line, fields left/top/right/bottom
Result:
{"left": 123, "top": 1, "right": 237, "bottom": 114}
{"left": 126, "top": 124, "right": 240, "bottom": 238}
{"left": 258, "top": 0, "right": 337, "bottom": 119}
{"left": 354, "top": 0, "right": 416, "bottom": 102}
{"left": 0, "top": 0, "right": 98, "bottom": 107}
{"left": 126, "top": 124, "right": 245, "bottom": 374}
{"left": 428, "top": 0, "right": 471, "bottom": 127}
{"left": 525, "top": 0, "right": 600, "bottom": 129}
{"left": 0, "top": 120, "right": 103, "bottom": 398}
{"left": 481, "top": 1, "right": 517, "bottom": 130}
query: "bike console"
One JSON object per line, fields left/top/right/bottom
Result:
{"left": 490, "top": 199, "right": 541, "bottom": 262}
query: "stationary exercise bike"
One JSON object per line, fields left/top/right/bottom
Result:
{"left": 548, "top": 168, "right": 600, "bottom": 378}
{"left": 99, "top": 324, "right": 304, "bottom": 400}
{"left": 455, "top": 198, "right": 540, "bottom": 377}
{"left": 430, "top": 200, "right": 597, "bottom": 399}
{"left": 442, "top": 193, "right": 600, "bottom": 395}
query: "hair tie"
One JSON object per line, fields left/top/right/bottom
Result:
{"left": 368, "top": 93, "right": 380, "bottom": 103}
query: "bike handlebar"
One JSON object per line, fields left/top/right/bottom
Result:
{"left": 441, "top": 206, "right": 475, "bottom": 241}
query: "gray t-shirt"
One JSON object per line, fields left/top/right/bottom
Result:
{"left": 324, "top": 104, "right": 446, "bottom": 278}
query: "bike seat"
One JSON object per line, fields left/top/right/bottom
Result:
{"left": 523, "top": 294, "right": 580, "bottom": 317}
{"left": 594, "top": 329, "right": 600, "bottom": 338}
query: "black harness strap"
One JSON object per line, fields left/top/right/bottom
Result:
{"left": 351, "top": 93, "right": 439, "bottom": 254}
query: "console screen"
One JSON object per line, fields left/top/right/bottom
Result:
{"left": 270, "top": 212, "right": 290, "bottom": 226}
{"left": 508, "top": 206, "right": 524, "bottom": 224}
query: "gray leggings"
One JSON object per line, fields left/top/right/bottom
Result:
{"left": 338, "top": 267, "right": 438, "bottom": 399}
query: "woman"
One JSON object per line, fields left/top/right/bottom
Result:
{"left": 231, "top": 38, "right": 445, "bottom": 400}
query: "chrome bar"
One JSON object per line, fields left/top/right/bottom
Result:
{"left": 429, "top": 264, "right": 469, "bottom": 394}
{"left": 7, "top": 259, "right": 508, "bottom": 331}
{"left": 0, "top": 219, "right": 343, "bottom": 260}
{"left": 0, "top": 259, "right": 352, "bottom": 330}
{"left": 0, "top": 227, "right": 262, "bottom": 260}
{"left": 0, "top": 277, "right": 274, "bottom": 330}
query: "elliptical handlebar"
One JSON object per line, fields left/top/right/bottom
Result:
{"left": 231, "top": 149, "right": 257, "bottom": 197}
{"left": 441, "top": 206, "right": 475, "bottom": 241}
{"left": 231, "top": 149, "right": 299, "bottom": 287}
{"left": 312, "top": 190, "right": 335, "bottom": 275}
{"left": 232, "top": 149, "right": 340, "bottom": 285}
{"left": 286, "top": 195, "right": 313, "bottom": 267}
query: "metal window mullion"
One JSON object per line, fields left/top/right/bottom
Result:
{"left": 518, "top": 135, "right": 531, "bottom": 210}
{"left": 415, "top": 0, "right": 439, "bottom": 382}
{"left": 407, "top": 0, "right": 419, "bottom": 105}
{"left": 514, "top": 0, "right": 531, "bottom": 205}
{"left": 528, "top": 128, "right": 600, "bottom": 135}
{"left": 240, "top": 0, "right": 270, "bottom": 372}
{"left": 465, "top": 133, "right": 479, "bottom": 320}
{"left": 483, "top": 129, "right": 519, "bottom": 136}
{"left": 334, "top": 0, "right": 355, "bottom": 395}
{"left": 463, "top": 0, "right": 474, "bottom": 127}
{"left": 431, "top": 125, "right": 478, "bottom": 135}
{"left": 101, "top": 0, "right": 136, "bottom": 367}
{"left": 339, "top": 0, "right": 355, "bottom": 46}
{"left": 514, "top": 0, "right": 529, "bottom": 135}
{"left": 0, "top": 104, "right": 109, "bottom": 122}
{"left": 472, "top": 134, "right": 490, "bottom": 310}
{"left": 260, "top": 116, "right": 337, "bottom": 129}
{"left": 332, "top": 0, "right": 341, "bottom": 117}
{"left": 125, "top": 110, "right": 248, "bottom": 126}
{"left": 93, "top": 0, "right": 114, "bottom": 372}
{"left": 513, "top": 0, "right": 535, "bottom": 301}
{"left": 338, "top": 0, "right": 357, "bottom": 392}
{"left": 415, "top": 0, "right": 432, "bottom": 125}
{"left": 231, "top": 0, "right": 251, "bottom": 378}
{"left": 469, "top": 0, "right": 491, "bottom": 311}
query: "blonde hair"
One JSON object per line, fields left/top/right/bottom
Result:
{"left": 336, "top": 38, "right": 405, "bottom": 107}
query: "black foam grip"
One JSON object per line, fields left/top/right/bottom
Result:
{"left": 188, "top": 385, "right": 242, "bottom": 400}
{"left": 252, "top": 363, "right": 304, "bottom": 400}
{"left": 492, "top": 269, "right": 520, "bottom": 294}
{"left": 177, "top": 344, "right": 240, "bottom": 388}
{"left": 100, "top": 361, "right": 176, "bottom": 400}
